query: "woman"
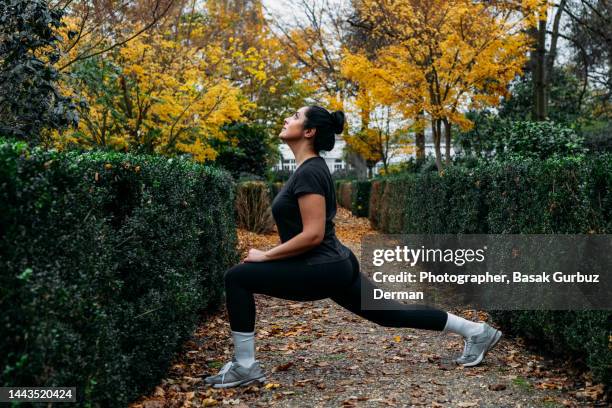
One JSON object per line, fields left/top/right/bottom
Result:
{"left": 204, "top": 106, "right": 502, "bottom": 388}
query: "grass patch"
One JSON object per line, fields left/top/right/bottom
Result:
{"left": 207, "top": 361, "right": 224, "bottom": 369}
{"left": 512, "top": 376, "right": 532, "bottom": 391}
{"left": 320, "top": 353, "right": 346, "bottom": 361}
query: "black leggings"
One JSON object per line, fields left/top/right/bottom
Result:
{"left": 223, "top": 250, "right": 448, "bottom": 332}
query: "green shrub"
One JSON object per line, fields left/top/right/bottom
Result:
{"left": 499, "top": 121, "right": 587, "bottom": 160}
{"left": 267, "top": 181, "right": 284, "bottom": 201}
{"left": 492, "top": 311, "right": 611, "bottom": 385}
{"left": 267, "top": 169, "right": 292, "bottom": 183}
{"left": 381, "top": 175, "right": 414, "bottom": 233}
{"left": 368, "top": 179, "right": 386, "bottom": 230}
{"left": 210, "top": 122, "right": 272, "bottom": 180}
{"left": 368, "top": 153, "right": 612, "bottom": 383}
{"left": 0, "top": 140, "right": 239, "bottom": 406}
{"left": 351, "top": 180, "right": 371, "bottom": 217}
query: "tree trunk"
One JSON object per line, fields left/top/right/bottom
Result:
{"left": 533, "top": 10, "right": 548, "bottom": 120}
{"left": 432, "top": 119, "right": 443, "bottom": 173}
{"left": 443, "top": 118, "right": 451, "bottom": 166}
{"left": 415, "top": 110, "right": 425, "bottom": 162}
{"left": 546, "top": 0, "right": 566, "bottom": 77}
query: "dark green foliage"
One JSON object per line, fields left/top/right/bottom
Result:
{"left": 0, "top": 140, "right": 239, "bottom": 406}
{"left": 582, "top": 121, "right": 612, "bottom": 154}
{"left": 498, "top": 121, "right": 587, "bottom": 160}
{"left": 455, "top": 117, "right": 587, "bottom": 161}
{"left": 380, "top": 176, "right": 413, "bottom": 234}
{"left": 492, "top": 311, "right": 611, "bottom": 385}
{"left": 499, "top": 69, "right": 589, "bottom": 125}
{"left": 350, "top": 180, "right": 371, "bottom": 217}
{"left": 369, "top": 154, "right": 612, "bottom": 383}
{"left": 211, "top": 122, "right": 272, "bottom": 180}
{"left": 267, "top": 181, "right": 284, "bottom": 201}
{"left": 267, "top": 169, "right": 292, "bottom": 182}
{"left": 0, "top": 0, "right": 79, "bottom": 141}
{"left": 334, "top": 179, "right": 342, "bottom": 197}
{"left": 454, "top": 111, "right": 506, "bottom": 158}
{"left": 367, "top": 179, "right": 386, "bottom": 230}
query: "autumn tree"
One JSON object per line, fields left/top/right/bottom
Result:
{"left": 54, "top": 0, "right": 179, "bottom": 72}
{"left": 54, "top": 2, "right": 268, "bottom": 161}
{"left": 264, "top": 0, "right": 354, "bottom": 112}
{"left": 344, "top": 0, "right": 537, "bottom": 172}
{"left": 57, "top": 23, "right": 254, "bottom": 161}
{"left": 55, "top": 0, "right": 310, "bottom": 162}
{"left": 341, "top": 61, "right": 414, "bottom": 177}
{"left": 208, "top": 0, "right": 314, "bottom": 139}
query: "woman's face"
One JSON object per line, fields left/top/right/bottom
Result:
{"left": 279, "top": 106, "right": 309, "bottom": 142}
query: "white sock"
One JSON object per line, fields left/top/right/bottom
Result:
{"left": 443, "top": 313, "right": 485, "bottom": 338}
{"left": 232, "top": 330, "right": 255, "bottom": 368}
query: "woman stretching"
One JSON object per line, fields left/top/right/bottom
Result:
{"left": 205, "top": 106, "right": 502, "bottom": 388}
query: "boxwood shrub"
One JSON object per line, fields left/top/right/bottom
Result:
{"left": 368, "top": 154, "right": 612, "bottom": 384}
{"left": 350, "top": 180, "right": 371, "bottom": 217}
{"left": 0, "top": 140, "right": 239, "bottom": 406}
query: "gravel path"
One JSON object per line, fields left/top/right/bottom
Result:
{"left": 130, "top": 208, "right": 607, "bottom": 408}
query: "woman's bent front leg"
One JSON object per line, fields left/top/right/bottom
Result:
{"left": 223, "top": 256, "right": 354, "bottom": 332}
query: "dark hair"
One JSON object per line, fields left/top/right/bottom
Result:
{"left": 303, "top": 105, "right": 345, "bottom": 153}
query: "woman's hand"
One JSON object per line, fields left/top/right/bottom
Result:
{"left": 242, "top": 248, "right": 271, "bottom": 263}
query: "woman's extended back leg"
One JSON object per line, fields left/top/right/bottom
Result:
{"left": 330, "top": 251, "right": 448, "bottom": 331}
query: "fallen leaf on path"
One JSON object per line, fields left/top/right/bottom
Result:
{"left": 272, "top": 362, "right": 294, "bottom": 372}
{"left": 202, "top": 398, "right": 218, "bottom": 406}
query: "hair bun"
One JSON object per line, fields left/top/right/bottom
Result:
{"left": 331, "top": 110, "right": 345, "bottom": 134}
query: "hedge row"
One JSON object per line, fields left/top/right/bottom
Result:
{"left": 336, "top": 155, "right": 612, "bottom": 384}
{"left": 334, "top": 179, "right": 371, "bottom": 218}
{"left": 0, "top": 140, "right": 239, "bottom": 406}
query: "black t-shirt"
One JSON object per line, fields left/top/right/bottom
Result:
{"left": 271, "top": 156, "right": 351, "bottom": 265}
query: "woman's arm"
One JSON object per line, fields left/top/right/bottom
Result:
{"left": 262, "top": 193, "right": 325, "bottom": 261}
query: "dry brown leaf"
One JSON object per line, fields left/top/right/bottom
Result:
{"left": 202, "top": 397, "right": 218, "bottom": 406}
{"left": 488, "top": 383, "right": 507, "bottom": 391}
{"left": 272, "top": 362, "right": 294, "bottom": 372}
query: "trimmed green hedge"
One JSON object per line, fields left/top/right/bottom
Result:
{"left": 350, "top": 180, "right": 371, "bottom": 217}
{"left": 368, "top": 179, "right": 385, "bottom": 230}
{"left": 366, "top": 154, "right": 612, "bottom": 384}
{"left": 0, "top": 140, "right": 239, "bottom": 406}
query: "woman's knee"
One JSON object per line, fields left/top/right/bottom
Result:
{"left": 224, "top": 263, "right": 250, "bottom": 286}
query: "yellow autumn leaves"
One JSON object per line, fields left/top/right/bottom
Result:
{"left": 49, "top": 0, "right": 549, "bottom": 168}
{"left": 339, "top": 0, "right": 543, "bottom": 169}
{"left": 51, "top": 2, "right": 288, "bottom": 162}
